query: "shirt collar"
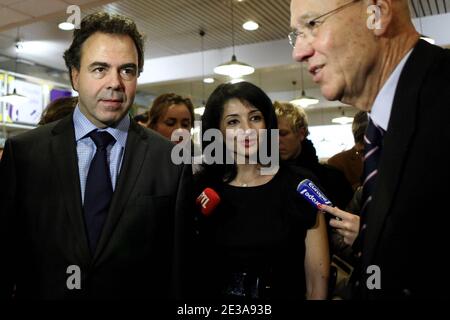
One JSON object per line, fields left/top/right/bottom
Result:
{"left": 370, "top": 49, "right": 413, "bottom": 131}
{"left": 73, "top": 105, "right": 130, "bottom": 148}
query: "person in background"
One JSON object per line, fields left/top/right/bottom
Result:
{"left": 147, "top": 93, "right": 195, "bottom": 143}
{"left": 291, "top": 0, "right": 450, "bottom": 299}
{"left": 328, "top": 111, "right": 368, "bottom": 191}
{"left": 194, "top": 82, "right": 329, "bottom": 300}
{"left": 274, "top": 101, "right": 353, "bottom": 210}
{"left": 0, "top": 12, "right": 193, "bottom": 300}
{"left": 38, "top": 96, "right": 78, "bottom": 125}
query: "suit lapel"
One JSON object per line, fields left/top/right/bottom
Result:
{"left": 51, "top": 115, "right": 91, "bottom": 264}
{"left": 93, "top": 121, "right": 150, "bottom": 262}
{"left": 363, "top": 40, "right": 439, "bottom": 264}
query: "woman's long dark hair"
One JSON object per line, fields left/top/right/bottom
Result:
{"left": 199, "top": 81, "right": 278, "bottom": 184}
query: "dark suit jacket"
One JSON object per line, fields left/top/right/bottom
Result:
{"left": 0, "top": 114, "right": 194, "bottom": 299}
{"left": 358, "top": 40, "right": 450, "bottom": 299}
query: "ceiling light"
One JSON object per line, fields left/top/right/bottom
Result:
{"left": 59, "top": 22, "right": 75, "bottom": 31}
{"left": 229, "top": 78, "right": 244, "bottom": 84}
{"left": 1, "top": 27, "right": 29, "bottom": 105}
{"left": 15, "top": 40, "right": 24, "bottom": 52}
{"left": 290, "top": 64, "right": 319, "bottom": 108}
{"left": 214, "top": 1, "right": 255, "bottom": 78}
{"left": 291, "top": 95, "right": 320, "bottom": 108}
{"left": 420, "top": 34, "right": 435, "bottom": 44}
{"left": 203, "top": 77, "right": 215, "bottom": 84}
{"left": 331, "top": 107, "right": 353, "bottom": 125}
{"left": 243, "top": 21, "right": 259, "bottom": 31}
{"left": 0, "top": 88, "right": 29, "bottom": 105}
{"left": 214, "top": 55, "right": 254, "bottom": 78}
{"left": 194, "top": 107, "right": 205, "bottom": 116}
{"left": 332, "top": 116, "right": 354, "bottom": 125}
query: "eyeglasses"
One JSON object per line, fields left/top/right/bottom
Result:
{"left": 288, "top": 0, "right": 361, "bottom": 48}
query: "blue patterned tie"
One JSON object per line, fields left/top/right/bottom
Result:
{"left": 351, "top": 118, "right": 385, "bottom": 295}
{"left": 83, "top": 130, "right": 115, "bottom": 254}
{"left": 360, "top": 118, "right": 385, "bottom": 216}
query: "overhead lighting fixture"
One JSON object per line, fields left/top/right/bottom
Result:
{"left": 15, "top": 40, "right": 24, "bottom": 52}
{"left": 58, "top": 22, "right": 75, "bottom": 31}
{"left": 332, "top": 107, "right": 353, "bottom": 125}
{"left": 194, "top": 107, "right": 205, "bottom": 116}
{"left": 0, "top": 88, "right": 28, "bottom": 105}
{"left": 214, "top": 1, "right": 255, "bottom": 78}
{"left": 290, "top": 63, "right": 319, "bottom": 108}
{"left": 229, "top": 78, "right": 244, "bottom": 84}
{"left": 199, "top": 29, "right": 208, "bottom": 106}
{"left": 243, "top": 20, "right": 259, "bottom": 31}
{"left": 332, "top": 116, "right": 354, "bottom": 125}
{"left": 420, "top": 34, "right": 435, "bottom": 44}
{"left": 1, "top": 27, "right": 29, "bottom": 105}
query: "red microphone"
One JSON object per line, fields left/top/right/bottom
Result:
{"left": 196, "top": 188, "right": 221, "bottom": 216}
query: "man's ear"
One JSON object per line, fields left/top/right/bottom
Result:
{"left": 368, "top": 0, "right": 393, "bottom": 36}
{"left": 70, "top": 67, "right": 80, "bottom": 92}
{"left": 297, "top": 126, "right": 307, "bottom": 142}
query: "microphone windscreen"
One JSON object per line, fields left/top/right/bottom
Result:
{"left": 296, "top": 179, "right": 333, "bottom": 209}
{"left": 196, "top": 188, "right": 221, "bottom": 216}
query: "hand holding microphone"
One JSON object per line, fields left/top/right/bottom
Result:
{"left": 297, "top": 179, "right": 359, "bottom": 246}
{"left": 319, "top": 204, "right": 360, "bottom": 246}
{"left": 196, "top": 188, "right": 221, "bottom": 216}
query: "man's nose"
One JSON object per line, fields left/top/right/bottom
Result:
{"left": 106, "top": 71, "right": 123, "bottom": 90}
{"left": 292, "top": 37, "right": 315, "bottom": 63}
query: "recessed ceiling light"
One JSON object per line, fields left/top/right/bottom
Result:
{"left": 243, "top": 20, "right": 259, "bottom": 31}
{"left": 203, "top": 78, "right": 215, "bottom": 84}
{"left": 58, "top": 22, "right": 75, "bottom": 31}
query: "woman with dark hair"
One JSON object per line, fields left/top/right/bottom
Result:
{"left": 194, "top": 81, "right": 329, "bottom": 300}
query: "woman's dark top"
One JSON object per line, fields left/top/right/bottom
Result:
{"left": 194, "top": 166, "right": 317, "bottom": 300}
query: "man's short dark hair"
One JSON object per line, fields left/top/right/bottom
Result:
{"left": 63, "top": 12, "right": 145, "bottom": 77}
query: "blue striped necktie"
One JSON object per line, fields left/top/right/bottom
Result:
{"left": 350, "top": 117, "right": 386, "bottom": 294}
{"left": 361, "top": 118, "right": 385, "bottom": 216}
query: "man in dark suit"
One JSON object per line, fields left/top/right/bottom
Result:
{"left": 290, "top": 0, "right": 450, "bottom": 299}
{"left": 0, "top": 12, "right": 193, "bottom": 299}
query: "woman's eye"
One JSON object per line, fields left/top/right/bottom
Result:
{"left": 182, "top": 122, "right": 191, "bottom": 128}
{"left": 250, "top": 115, "right": 262, "bottom": 122}
{"left": 164, "top": 120, "right": 175, "bottom": 126}
{"left": 227, "top": 119, "right": 238, "bottom": 126}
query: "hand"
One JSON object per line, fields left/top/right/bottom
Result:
{"left": 318, "top": 204, "right": 360, "bottom": 246}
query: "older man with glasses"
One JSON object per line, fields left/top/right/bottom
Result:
{"left": 290, "top": 0, "right": 450, "bottom": 300}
